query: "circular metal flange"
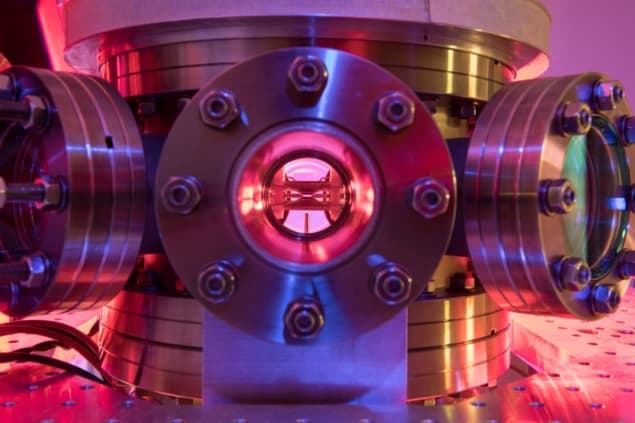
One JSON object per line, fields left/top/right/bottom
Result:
{"left": 0, "top": 66, "right": 146, "bottom": 316}
{"left": 155, "top": 47, "right": 456, "bottom": 343}
{"left": 464, "top": 73, "right": 633, "bottom": 319}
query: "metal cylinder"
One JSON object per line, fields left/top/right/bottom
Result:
{"left": 0, "top": 66, "right": 146, "bottom": 316}
{"left": 464, "top": 73, "right": 633, "bottom": 319}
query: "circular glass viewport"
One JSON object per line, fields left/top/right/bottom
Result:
{"left": 563, "top": 116, "right": 630, "bottom": 279}
{"left": 264, "top": 156, "right": 351, "bottom": 239}
{"left": 233, "top": 128, "right": 377, "bottom": 267}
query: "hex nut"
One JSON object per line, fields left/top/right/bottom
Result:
{"left": 591, "top": 284, "right": 621, "bottom": 314}
{"left": 621, "top": 115, "right": 635, "bottom": 144}
{"left": 284, "top": 298, "right": 324, "bottom": 340}
{"left": 593, "top": 80, "right": 625, "bottom": 111}
{"left": 618, "top": 250, "right": 635, "bottom": 279}
{"left": 556, "top": 256, "right": 591, "bottom": 291}
{"left": 287, "top": 55, "right": 328, "bottom": 93}
{"left": 541, "top": 179, "right": 576, "bottom": 215}
{"left": 161, "top": 176, "right": 203, "bottom": 215}
{"left": 19, "top": 253, "right": 49, "bottom": 289}
{"left": 23, "top": 95, "right": 49, "bottom": 131}
{"left": 410, "top": 178, "right": 450, "bottom": 219}
{"left": 199, "top": 89, "right": 240, "bottom": 129}
{"left": 560, "top": 101, "right": 592, "bottom": 135}
{"left": 34, "top": 176, "right": 64, "bottom": 210}
{"left": 376, "top": 91, "right": 415, "bottom": 132}
{"left": 198, "top": 260, "right": 238, "bottom": 304}
{"left": 370, "top": 262, "right": 413, "bottom": 306}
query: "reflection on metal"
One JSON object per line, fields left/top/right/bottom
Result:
{"left": 3, "top": 291, "right": 635, "bottom": 421}
{"left": 0, "top": 0, "right": 630, "bottom": 419}
{"left": 0, "top": 66, "right": 146, "bottom": 317}
{"left": 464, "top": 73, "right": 633, "bottom": 319}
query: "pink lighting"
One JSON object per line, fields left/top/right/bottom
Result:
{"left": 234, "top": 129, "right": 377, "bottom": 266}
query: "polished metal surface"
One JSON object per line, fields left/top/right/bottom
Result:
{"left": 408, "top": 290, "right": 511, "bottom": 399}
{"left": 100, "top": 290, "right": 202, "bottom": 399}
{"left": 0, "top": 67, "right": 146, "bottom": 316}
{"left": 56, "top": 0, "right": 549, "bottom": 99}
{"left": 155, "top": 46, "right": 456, "bottom": 343}
{"left": 3, "top": 289, "right": 635, "bottom": 422}
{"left": 464, "top": 73, "right": 633, "bottom": 319}
{"left": 59, "top": 0, "right": 549, "bottom": 77}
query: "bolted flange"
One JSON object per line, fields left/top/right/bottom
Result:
{"left": 540, "top": 179, "right": 576, "bottom": 215}
{"left": 370, "top": 262, "right": 413, "bottom": 306}
{"left": 554, "top": 256, "right": 591, "bottom": 291}
{"left": 591, "top": 284, "right": 621, "bottom": 314}
{"left": 410, "top": 178, "right": 450, "bottom": 219}
{"left": 199, "top": 89, "right": 240, "bottom": 129}
{"left": 376, "top": 91, "right": 415, "bottom": 132}
{"left": 287, "top": 55, "right": 328, "bottom": 94}
{"left": 161, "top": 176, "right": 203, "bottom": 215}
{"left": 198, "top": 260, "right": 238, "bottom": 304}
{"left": 593, "top": 80, "right": 625, "bottom": 111}
{"left": 559, "top": 101, "right": 592, "bottom": 135}
{"left": 283, "top": 297, "right": 324, "bottom": 341}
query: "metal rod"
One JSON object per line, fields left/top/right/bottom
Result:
{"left": 4, "top": 182, "right": 46, "bottom": 203}
{"left": 0, "top": 261, "right": 30, "bottom": 284}
{"left": 0, "top": 98, "right": 30, "bottom": 124}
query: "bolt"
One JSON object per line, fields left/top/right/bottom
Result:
{"left": 540, "top": 179, "right": 576, "bottom": 215}
{"left": 19, "top": 253, "right": 49, "bottom": 289}
{"left": 559, "top": 101, "right": 592, "bottom": 135}
{"left": 198, "top": 260, "right": 238, "bottom": 304}
{"left": 161, "top": 176, "right": 203, "bottom": 215}
{"left": 287, "top": 55, "right": 328, "bottom": 94}
{"left": 617, "top": 250, "right": 635, "bottom": 279}
{"left": 0, "top": 253, "right": 49, "bottom": 288}
{"left": 591, "top": 284, "right": 621, "bottom": 314}
{"left": 370, "top": 262, "right": 413, "bottom": 306}
{"left": 621, "top": 115, "right": 635, "bottom": 144}
{"left": 554, "top": 256, "right": 591, "bottom": 291}
{"left": 284, "top": 297, "right": 324, "bottom": 340}
{"left": 410, "top": 178, "right": 450, "bottom": 219}
{"left": 33, "top": 176, "right": 64, "bottom": 210}
{"left": 593, "top": 80, "right": 625, "bottom": 111}
{"left": 376, "top": 91, "right": 415, "bottom": 132}
{"left": 199, "top": 89, "right": 240, "bottom": 129}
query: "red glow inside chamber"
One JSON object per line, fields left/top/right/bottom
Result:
{"left": 235, "top": 129, "right": 376, "bottom": 266}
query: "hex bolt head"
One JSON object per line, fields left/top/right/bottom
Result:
{"left": 19, "top": 253, "right": 50, "bottom": 289}
{"left": 199, "top": 89, "right": 240, "bottom": 129}
{"left": 198, "top": 260, "right": 238, "bottom": 304}
{"left": 33, "top": 175, "right": 64, "bottom": 211}
{"left": 617, "top": 250, "right": 635, "bottom": 279}
{"left": 591, "top": 284, "right": 621, "bottom": 314}
{"left": 376, "top": 91, "right": 415, "bottom": 132}
{"left": 284, "top": 297, "right": 324, "bottom": 340}
{"left": 560, "top": 101, "right": 592, "bottom": 135}
{"left": 593, "top": 80, "right": 625, "bottom": 111}
{"left": 287, "top": 55, "right": 328, "bottom": 94}
{"left": 370, "top": 262, "right": 413, "bottom": 306}
{"left": 540, "top": 179, "right": 576, "bottom": 215}
{"left": 555, "top": 256, "right": 591, "bottom": 291}
{"left": 161, "top": 176, "right": 203, "bottom": 215}
{"left": 621, "top": 115, "right": 635, "bottom": 145}
{"left": 410, "top": 178, "right": 450, "bottom": 219}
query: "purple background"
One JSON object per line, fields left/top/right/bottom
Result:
{"left": 543, "top": 0, "right": 632, "bottom": 92}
